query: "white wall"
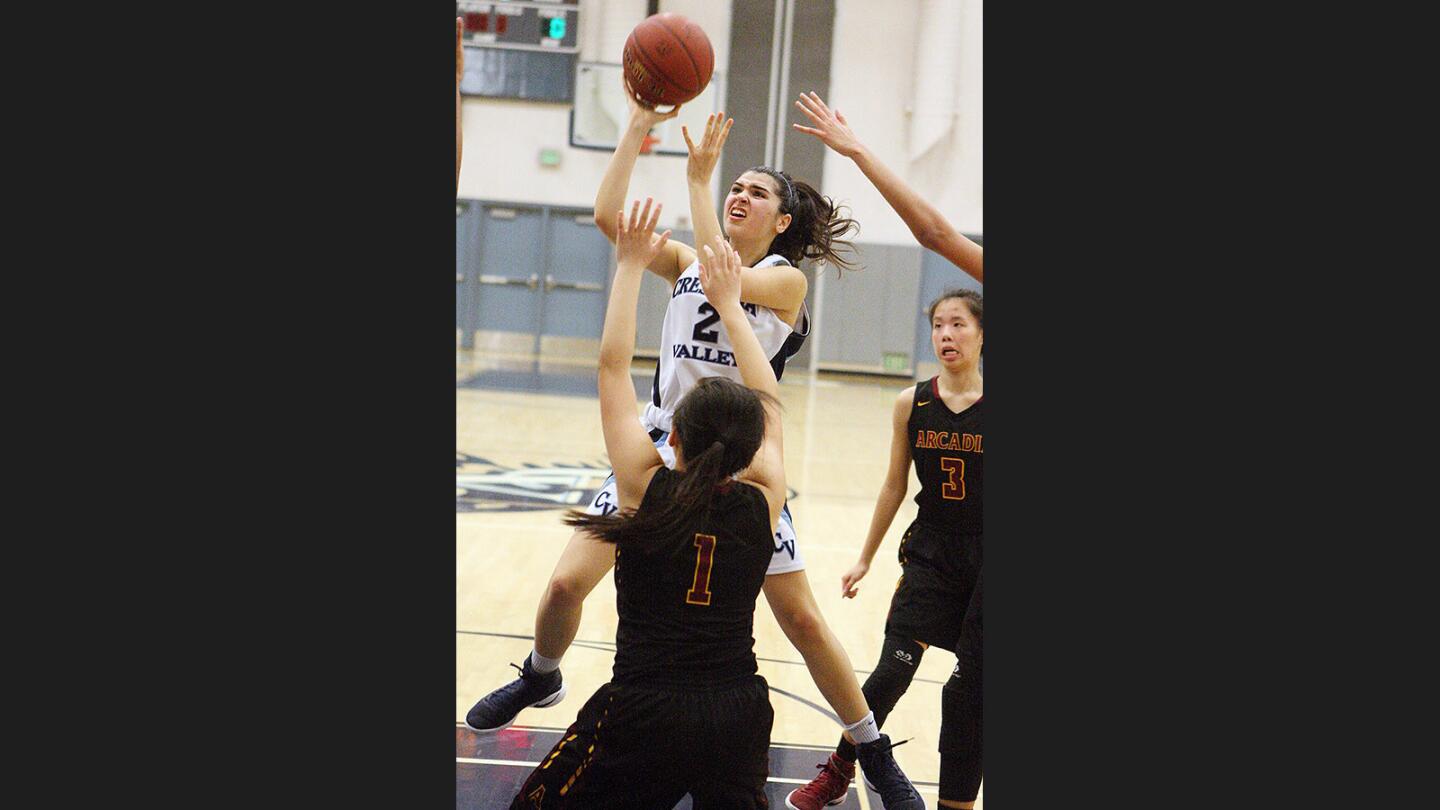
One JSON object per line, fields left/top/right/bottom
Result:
{"left": 456, "top": 0, "right": 980, "bottom": 241}
{"left": 456, "top": 0, "right": 732, "bottom": 229}
{"left": 823, "top": 0, "right": 982, "bottom": 242}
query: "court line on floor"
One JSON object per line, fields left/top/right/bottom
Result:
{"left": 455, "top": 725, "right": 940, "bottom": 789}
{"left": 455, "top": 757, "right": 938, "bottom": 794}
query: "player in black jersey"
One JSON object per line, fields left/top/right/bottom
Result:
{"left": 508, "top": 203, "right": 920, "bottom": 809}
{"left": 789, "top": 290, "right": 983, "bottom": 810}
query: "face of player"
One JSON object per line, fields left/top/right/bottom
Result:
{"left": 722, "top": 171, "right": 792, "bottom": 247}
{"left": 931, "top": 298, "right": 982, "bottom": 370}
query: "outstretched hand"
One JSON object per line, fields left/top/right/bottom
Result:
{"left": 614, "top": 198, "right": 671, "bottom": 270}
{"left": 622, "top": 74, "right": 683, "bottom": 129}
{"left": 682, "top": 112, "right": 734, "bottom": 184}
{"left": 792, "top": 91, "right": 863, "bottom": 159}
{"left": 698, "top": 235, "right": 743, "bottom": 310}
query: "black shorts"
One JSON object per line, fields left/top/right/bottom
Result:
{"left": 509, "top": 675, "right": 774, "bottom": 810}
{"left": 884, "top": 522, "right": 982, "bottom": 652}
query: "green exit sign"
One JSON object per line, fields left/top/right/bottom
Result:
{"left": 538, "top": 148, "right": 562, "bottom": 167}
{"left": 882, "top": 352, "right": 909, "bottom": 373}
{"left": 548, "top": 17, "right": 566, "bottom": 39}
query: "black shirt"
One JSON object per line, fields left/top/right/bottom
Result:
{"left": 909, "top": 377, "right": 983, "bottom": 534}
{"left": 611, "top": 468, "right": 775, "bottom": 689}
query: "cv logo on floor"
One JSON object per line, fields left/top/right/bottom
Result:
{"left": 456, "top": 453, "right": 612, "bottom": 513}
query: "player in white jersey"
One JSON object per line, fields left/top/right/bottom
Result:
{"left": 465, "top": 85, "right": 923, "bottom": 806}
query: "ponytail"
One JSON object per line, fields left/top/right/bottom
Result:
{"left": 749, "top": 167, "right": 861, "bottom": 274}
{"left": 564, "top": 379, "right": 778, "bottom": 550}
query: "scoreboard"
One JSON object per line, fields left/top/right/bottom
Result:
{"left": 458, "top": 0, "right": 579, "bottom": 102}
{"left": 457, "top": 0, "right": 579, "bottom": 53}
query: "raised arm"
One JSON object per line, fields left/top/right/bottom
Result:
{"left": 698, "top": 237, "right": 786, "bottom": 525}
{"left": 599, "top": 199, "right": 673, "bottom": 508}
{"left": 841, "top": 388, "right": 915, "bottom": 598}
{"left": 594, "top": 81, "right": 693, "bottom": 284}
{"left": 456, "top": 18, "right": 464, "bottom": 193}
{"left": 681, "top": 113, "right": 733, "bottom": 265}
{"left": 794, "top": 92, "right": 983, "bottom": 283}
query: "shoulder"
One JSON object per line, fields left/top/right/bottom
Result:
{"left": 893, "top": 385, "right": 917, "bottom": 424}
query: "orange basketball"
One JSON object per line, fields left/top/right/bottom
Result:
{"left": 622, "top": 13, "right": 714, "bottom": 108}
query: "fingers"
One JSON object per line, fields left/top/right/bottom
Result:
{"left": 654, "top": 229, "right": 671, "bottom": 253}
{"left": 794, "top": 98, "right": 824, "bottom": 125}
{"left": 629, "top": 198, "right": 641, "bottom": 231}
{"left": 681, "top": 125, "right": 696, "bottom": 153}
{"left": 717, "top": 116, "right": 733, "bottom": 148}
{"left": 615, "top": 209, "right": 626, "bottom": 236}
{"left": 645, "top": 200, "right": 662, "bottom": 233}
{"left": 792, "top": 124, "right": 823, "bottom": 136}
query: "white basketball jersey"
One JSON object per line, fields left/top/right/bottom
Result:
{"left": 642, "top": 254, "right": 809, "bottom": 435}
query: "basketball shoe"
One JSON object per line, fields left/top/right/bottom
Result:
{"left": 463, "top": 659, "right": 566, "bottom": 732}
{"left": 856, "top": 735, "right": 925, "bottom": 809}
{"left": 785, "top": 752, "right": 854, "bottom": 809}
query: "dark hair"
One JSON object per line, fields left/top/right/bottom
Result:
{"left": 564, "top": 378, "right": 779, "bottom": 549}
{"left": 928, "top": 288, "right": 983, "bottom": 329}
{"left": 745, "top": 167, "right": 860, "bottom": 274}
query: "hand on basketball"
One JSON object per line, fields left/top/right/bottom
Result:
{"left": 456, "top": 17, "right": 465, "bottom": 86}
{"left": 793, "top": 92, "right": 864, "bottom": 159}
{"left": 614, "top": 198, "right": 671, "bottom": 271}
{"left": 841, "top": 560, "right": 870, "bottom": 598}
{"left": 698, "top": 236, "right": 743, "bottom": 311}
{"left": 622, "top": 75, "right": 683, "bottom": 129}
{"left": 682, "top": 112, "right": 733, "bottom": 184}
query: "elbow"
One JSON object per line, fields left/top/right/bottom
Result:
{"left": 593, "top": 213, "right": 617, "bottom": 241}
{"left": 915, "top": 222, "right": 949, "bottom": 253}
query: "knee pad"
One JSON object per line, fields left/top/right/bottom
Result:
{"left": 939, "top": 658, "right": 982, "bottom": 800}
{"left": 860, "top": 634, "right": 926, "bottom": 724}
{"left": 939, "top": 749, "right": 983, "bottom": 804}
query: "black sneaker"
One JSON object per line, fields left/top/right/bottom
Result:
{"left": 463, "top": 659, "right": 566, "bottom": 733}
{"left": 855, "top": 735, "right": 924, "bottom": 810}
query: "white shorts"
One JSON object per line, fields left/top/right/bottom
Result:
{"left": 583, "top": 431, "right": 804, "bottom": 576}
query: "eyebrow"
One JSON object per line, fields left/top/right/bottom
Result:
{"left": 731, "top": 181, "right": 773, "bottom": 194}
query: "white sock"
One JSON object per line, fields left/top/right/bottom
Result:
{"left": 844, "top": 711, "right": 880, "bottom": 744}
{"left": 529, "top": 650, "right": 562, "bottom": 674}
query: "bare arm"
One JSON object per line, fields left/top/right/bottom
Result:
{"left": 594, "top": 82, "right": 691, "bottom": 284}
{"left": 840, "top": 388, "right": 914, "bottom": 598}
{"left": 698, "top": 238, "right": 786, "bottom": 526}
{"left": 455, "top": 18, "right": 464, "bottom": 193}
{"left": 794, "top": 92, "right": 983, "bottom": 283}
{"left": 599, "top": 199, "right": 673, "bottom": 508}
{"left": 682, "top": 113, "right": 733, "bottom": 267}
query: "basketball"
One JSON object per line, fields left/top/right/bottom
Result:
{"left": 622, "top": 13, "right": 714, "bottom": 108}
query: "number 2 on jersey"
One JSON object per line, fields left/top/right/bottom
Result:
{"left": 686, "top": 533, "right": 717, "bottom": 605}
{"left": 692, "top": 303, "right": 721, "bottom": 343}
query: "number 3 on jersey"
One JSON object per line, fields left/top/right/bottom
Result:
{"left": 686, "top": 533, "right": 716, "bottom": 605}
{"left": 940, "top": 457, "right": 966, "bottom": 500}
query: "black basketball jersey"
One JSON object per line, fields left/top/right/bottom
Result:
{"left": 909, "top": 377, "right": 983, "bottom": 534}
{"left": 610, "top": 468, "right": 775, "bottom": 689}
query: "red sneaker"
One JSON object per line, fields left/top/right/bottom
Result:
{"left": 785, "top": 753, "right": 855, "bottom": 809}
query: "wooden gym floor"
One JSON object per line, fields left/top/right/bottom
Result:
{"left": 457, "top": 348, "right": 981, "bottom": 808}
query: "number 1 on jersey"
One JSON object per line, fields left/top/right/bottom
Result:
{"left": 686, "top": 533, "right": 717, "bottom": 605}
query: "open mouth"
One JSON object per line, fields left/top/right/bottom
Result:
{"left": 940, "top": 347, "right": 959, "bottom": 359}
{"left": 728, "top": 207, "right": 747, "bottom": 221}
